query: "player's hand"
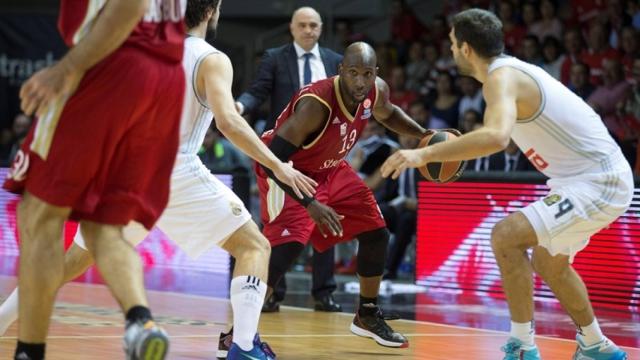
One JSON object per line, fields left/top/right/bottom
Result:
{"left": 272, "top": 161, "right": 317, "bottom": 199}
{"left": 19, "top": 58, "right": 83, "bottom": 117}
{"left": 380, "top": 148, "right": 428, "bottom": 180}
{"left": 306, "top": 200, "right": 344, "bottom": 238}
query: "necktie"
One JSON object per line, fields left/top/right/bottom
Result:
{"left": 303, "top": 53, "right": 312, "bottom": 85}
{"left": 507, "top": 157, "right": 516, "bottom": 171}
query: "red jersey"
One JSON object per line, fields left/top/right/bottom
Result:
{"left": 262, "top": 76, "right": 378, "bottom": 175}
{"left": 58, "top": 0, "right": 186, "bottom": 63}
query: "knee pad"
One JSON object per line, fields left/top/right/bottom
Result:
{"left": 356, "top": 228, "right": 390, "bottom": 277}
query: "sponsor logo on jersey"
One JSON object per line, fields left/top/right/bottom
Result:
{"left": 332, "top": 117, "right": 341, "bottom": 124}
{"left": 340, "top": 123, "right": 348, "bottom": 136}
{"left": 281, "top": 229, "right": 290, "bottom": 236}
{"left": 230, "top": 201, "right": 243, "bottom": 216}
{"left": 543, "top": 194, "right": 561, "bottom": 206}
{"left": 362, "top": 108, "right": 372, "bottom": 119}
{"left": 362, "top": 99, "right": 372, "bottom": 119}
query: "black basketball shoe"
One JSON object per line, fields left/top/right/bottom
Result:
{"left": 350, "top": 306, "right": 409, "bottom": 348}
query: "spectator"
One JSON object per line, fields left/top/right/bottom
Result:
{"left": 521, "top": 34, "right": 544, "bottom": 66}
{"left": 560, "top": 27, "right": 587, "bottom": 84}
{"left": 521, "top": 1, "right": 539, "bottom": 30}
{"left": 530, "top": 0, "right": 563, "bottom": 41}
{"left": 605, "top": 0, "right": 631, "bottom": 50}
{"left": 619, "top": 26, "right": 639, "bottom": 78}
{"left": 488, "top": 140, "right": 534, "bottom": 171}
{"left": 409, "top": 100, "right": 448, "bottom": 129}
{"left": 390, "top": 0, "right": 425, "bottom": 62}
{"left": 435, "top": 38, "right": 457, "bottom": 74}
{"left": 461, "top": 109, "right": 483, "bottom": 134}
{"left": 198, "top": 125, "right": 251, "bottom": 174}
{"left": 378, "top": 133, "right": 420, "bottom": 280}
{"left": 430, "top": 71, "right": 460, "bottom": 128}
{"left": 405, "top": 41, "right": 429, "bottom": 92}
{"left": 419, "top": 43, "right": 440, "bottom": 96}
{"left": 581, "top": 22, "right": 621, "bottom": 85}
{"left": 389, "top": 66, "right": 419, "bottom": 112}
{"left": 569, "top": 62, "right": 597, "bottom": 100}
{"left": 541, "top": 36, "right": 566, "bottom": 80}
{"left": 588, "top": 58, "right": 631, "bottom": 139}
{"left": 458, "top": 76, "right": 484, "bottom": 124}
{"left": 499, "top": 0, "right": 527, "bottom": 54}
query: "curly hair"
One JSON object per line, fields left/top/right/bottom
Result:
{"left": 185, "top": 0, "right": 220, "bottom": 29}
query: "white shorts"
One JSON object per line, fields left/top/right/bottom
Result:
{"left": 520, "top": 153, "right": 634, "bottom": 262}
{"left": 75, "top": 154, "right": 252, "bottom": 258}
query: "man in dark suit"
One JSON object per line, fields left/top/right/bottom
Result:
{"left": 235, "top": 6, "right": 343, "bottom": 313}
{"left": 469, "top": 140, "right": 533, "bottom": 172}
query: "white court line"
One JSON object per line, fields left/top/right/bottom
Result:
{"left": 2, "top": 275, "right": 638, "bottom": 351}
{"left": 0, "top": 333, "right": 521, "bottom": 340}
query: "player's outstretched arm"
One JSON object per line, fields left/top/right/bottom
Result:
{"left": 200, "top": 53, "right": 317, "bottom": 199}
{"left": 380, "top": 68, "right": 517, "bottom": 179}
{"left": 371, "top": 78, "right": 430, "bottom": 139}
{"left": 20, "top": 0, "right": 150, "bottom": 117}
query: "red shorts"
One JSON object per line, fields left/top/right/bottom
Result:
{"left": 3, "top": 46, "right": 184, "bottom": 229}
{"left": 257, "top": 161, "right": 386, "bottom": 252}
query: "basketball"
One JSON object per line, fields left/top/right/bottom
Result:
{"left": 417, "top": 129, "right": 467, "bottom": 183}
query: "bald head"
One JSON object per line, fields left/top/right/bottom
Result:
{"left": 343, "top": 42, "right": 377, "bottom": 68}
{"left": 290, "top": 7, "right": 322, "bottom": 51}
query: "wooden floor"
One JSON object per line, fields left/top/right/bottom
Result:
{"left": 1, "top": 276, "right": 638, "bottom": 360}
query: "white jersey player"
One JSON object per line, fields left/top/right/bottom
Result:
{"left": 0, "top": 2, "right": 315, "bottom": 359}
{"left": 381, "top": 9, "right": 631, "bottom": 360}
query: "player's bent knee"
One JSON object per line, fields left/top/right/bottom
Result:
{"left": 531, "top": 248, "right": 570, "bottom": 283}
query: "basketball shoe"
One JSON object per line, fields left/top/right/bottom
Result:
{"left": 350, "top": 306, "right": 408, "bottom": 348}
{"left": 123, "top": 319, "right": 169, "bottom": 360}
{"left": 573, "top": 335, "right": 628, "bottom": 360}
{"left": 217, "top": 328, "right": 276, "bottom": 360}
{"left": 226, "top": 334, "right": 276, "bottom": 360}
{"left": 500, "top": 338, "right": 541, "bottom": 360}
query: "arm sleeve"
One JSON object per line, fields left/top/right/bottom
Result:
{"left": 260, "top": 135, "right": 315, "bottom": 207}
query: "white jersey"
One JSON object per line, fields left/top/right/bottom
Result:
{"left": 488, "top": 56, "right": 623, "bottom": 179}
{"left": 178, "top": 36, "right": 220, "bottom": 154}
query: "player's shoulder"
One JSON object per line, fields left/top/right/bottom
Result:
{"left": 484, "top": 67, "right": 519, "bottom": 97}
{"left": 199, "top": 50, "right": 232, "bottom": 73}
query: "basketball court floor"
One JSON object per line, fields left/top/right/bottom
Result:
{"left": 0, "top": 261, "right": 638, "bottom": 359}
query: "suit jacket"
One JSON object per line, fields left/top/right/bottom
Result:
{"left": 237, "top": 43, "right": 343, "bottom": 131}
{"left": 469, "top": 151, "right": 532, "bottom": 171}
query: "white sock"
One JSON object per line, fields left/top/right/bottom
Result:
{"left": 577, "top": 318, "right": 605, "bottom": 347}
{"left": 510, "top": 320, "right": 535, "bottom": 349}
{"left": 0, "top": 287, "right": 19, "bottom": 335}
{"left": 230, "top": 276, "right": 267, "bottom": 351}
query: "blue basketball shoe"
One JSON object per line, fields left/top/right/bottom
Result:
{"left": 225, "top": 331, "right": 276, "bottom": 360}
{"left": 573, "top": 335, "right": 627, "bottom": 360}
{"left": 501, "top": 337, "right": 541, "bottom": 360}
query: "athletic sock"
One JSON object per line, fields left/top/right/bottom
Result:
{"left": 15, "top": 341, "right": 45, "bottom": 360}
{"left": 510, "top": 320, "right": 536, "bottom": 349}
{"left": 0, "top": 288, "right": 19, "bottom": 335}
{"left": 577, "top": 318, "right": 605, "bottom": 347}
{"left": 125, "top": 305, "right": 153, "bottom": 324}
{"left": 358, "top": 296, "right": 378, "bottom": 317}
{"left": 230, "top": 275, "right": 267, "bottom": 351}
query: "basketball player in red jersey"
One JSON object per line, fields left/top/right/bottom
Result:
{"left": 255, "top": 42, "right": 428, "bottom": 348}
{"left": 6, "top": 1, "right": 186, "bottom": 359}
